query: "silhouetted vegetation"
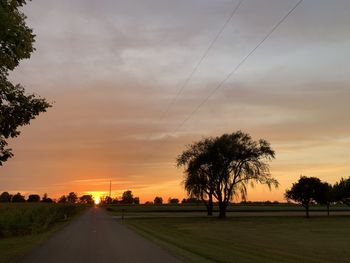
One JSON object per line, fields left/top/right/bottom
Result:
{"left": 154, "top": 196, "right": 163, "bottom": 205}
{"left": 67, "top": 192, "right": 78, "bottom": 204}
{"left": 0, "top": 0, "right": 51, "bottom": 165}
{"left": 177, "top": 131, "right": 278, "bottom": 218}
{"left": 286, "top": 176, "right": 350, "bottom": 217}
{"left": 79, "top": 195, "right": 94, "bottom": 205}
{"left": 27, "top": 194, "right": 40, "bottom": 203}
{"left": 168, "top": 198, "right": 179, "bottom": 204}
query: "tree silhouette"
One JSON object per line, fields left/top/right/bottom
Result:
{"left": 67, "top": 192, "right": 78, "bottom": 204}
{"left": 0, "top": 191, "right": 12, "bottom": 202}
{"left": 333, "top": 177, "right": 350, "bottom": 206}
{"left": 79, "top": 195, "right": 94, "bottom": 205}
{"left": 0, "top": 0, "right": 51, "bottom": 165}
{"left": 154, "top": 196, "right": 163, "bottom": 205}
{"left": 316, "top": 182, "right": 335, "bottom": 216}
{"left": 58, "top": 195, "right": 67, "bottom": 203}
{"left": 121, "top": 190, "right": 134, "bottom": 204}
{"left": 178, "top": 131, "right": 277, "bottom": 218}
{"left": 168, "top": 198, "right": 179, "bottom": 204}
{"left": 285, "top": 176, "right": 324, "bottom": 218}
{"left": 12, "top": 192, "right": 25, "bottom": 202}
{"left": 27, "top": 194, "right": 40, "bottom": 202}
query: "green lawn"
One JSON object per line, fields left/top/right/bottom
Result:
{"left": 125, "top": 216, "right": 350, "bottom": 263}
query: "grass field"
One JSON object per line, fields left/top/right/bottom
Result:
{"left": 0, "top": 203, "right": 83, "bottom": 263}
{"left": 125, "top": 216, "right": 350, "bottom": 263}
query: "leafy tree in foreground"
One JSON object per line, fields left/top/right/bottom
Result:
{"left": 154, "top": 196, "right": 163, "bottom": 205}
{"left": 27, "top": 194, "right": 40, "bottom": 202}
{"left": 285, "top": 176, "right": 324, "bottom": 218}
{"left": 0, "top": 0, "right": 51, "bottom": 165}
{"left": 0, "top": 191, "right": 11, "bottom": 202}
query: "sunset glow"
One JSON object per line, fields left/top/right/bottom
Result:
{"left": 1, "top": 0, "right": 350, "bottom": 203}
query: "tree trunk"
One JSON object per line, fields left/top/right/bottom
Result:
{"left": 327, "top": 204, "right": 330, "bottom": 216}
{"left": 218, "top": 200, "right": 227, "bottom": 218}
{"left": 207, "top": 194, "right": 213, "bottom": 216}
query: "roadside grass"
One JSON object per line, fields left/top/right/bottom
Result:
{"left": 0, "top": 203, "right": 85, "bottom": 263}
{"left": 125, "top": 215, "right": 350, "bottom": 263}
{"left": 105, "top": 203, "right": 350, "bottom": 213}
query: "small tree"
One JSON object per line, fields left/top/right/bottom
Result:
{"left": 27, "top": 194, "right": 40, "bottom": 202}
{"left": 79, "top": 195, "right": 94, "bottom": 205}
{"left": 154, "top": 196, "right": 163, "bottom": 205}
{"left": 67, "top": 192, "right": 78, "bottom": 204}
{"left": 121, "top": 190, "right": 134, "bottom": 204}
{"left": 315, "top": 182, "right": 335, "bottom": 216}
{"left": 333, "top": 177, "right": 350, "bottom": 206}
{"left": 285, "top": 176, "right": 323, "bottom": 218}
{"left": 11, "top": 192, "right": 25, "bottom": 202}
{"left": 58, "top": 195, "right": 67, "bottom": 203}
{"left": 0, "top": 191, "right": 12, "bottom": 202}
{"left": 42, "top": 193, "right": 53, "bottom": 203}
{"left": 133, "top": 197, "right": 140, "bottom": 205}
{"left": 168, "top": 198, "right": 179, "bottom": 204}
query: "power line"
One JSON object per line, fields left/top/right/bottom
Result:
{"left": 171, "top": 0, "right": 304, "bottom": 134}
{"left": 159, "top": 0, "right": 245, "bottom": 120}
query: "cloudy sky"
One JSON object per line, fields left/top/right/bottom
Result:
{"left": 1, "top": 0, "right": 350, "bottom": 202}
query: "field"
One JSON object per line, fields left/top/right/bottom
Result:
{"left": 107, "top": 204, "right": 350, "bottom": 262}
{"left": 0, "top": 203, "right": 83, "bottom": 263}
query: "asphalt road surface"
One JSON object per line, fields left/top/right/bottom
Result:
{"left": 20, "top": 207, "right": 182, "bottom": 263}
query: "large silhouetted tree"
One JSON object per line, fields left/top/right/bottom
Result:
{"left": 0, "top": 0, "right": 51, "bottom": 165}
{"left": 178, "top": 131, "right": 278, "bottom": 218}
{"left": 285, "top": 176, "right": 324, "bottom": 218}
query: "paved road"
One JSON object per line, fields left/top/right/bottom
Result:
{"left": 20, "top": 207, "right": 182, "bottom": 263}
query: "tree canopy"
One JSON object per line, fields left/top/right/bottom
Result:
{"left": 285, "top": 176, "right": 324, "bottom": 217}
{"left": 0, "top": 0, "right": 51, "bottom": 165}
{"left": 178, "top": 131, "right": 278, "bottom": 218}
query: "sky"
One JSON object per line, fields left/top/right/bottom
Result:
{"left": 1, "top": 0, "right": 350, "bottom": 202}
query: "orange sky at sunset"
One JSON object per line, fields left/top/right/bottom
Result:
{"left": 1, "top": 0, "right": 350, "bottom": 202}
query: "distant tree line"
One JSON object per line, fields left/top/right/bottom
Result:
{"left": 0, "top": 191, "right": 95, "bottom": 205}
{"left": 285, "top": 176, "right": 350, "bottom": 217}
{"left": 100, "top": 190, "right": 140, "bottom": 205}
